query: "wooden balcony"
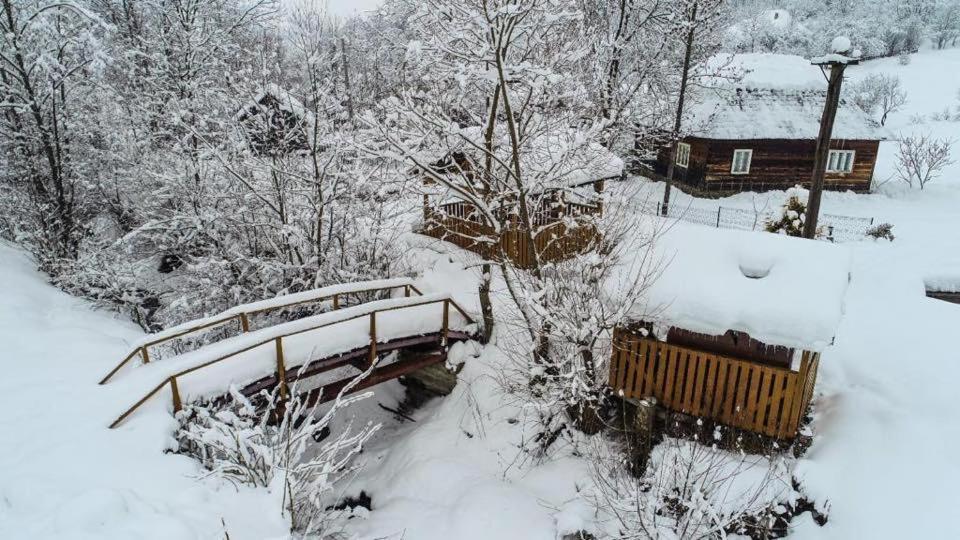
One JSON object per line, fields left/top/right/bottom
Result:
{"left": 608, "top": 327, "right": 820, "bottom": 440}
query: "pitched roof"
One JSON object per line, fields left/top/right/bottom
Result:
{"left": 686, "top": 87, "right": 887, "bottom": 141}
{"left": 423, "top": 126, "right": 624, "bottom": 192}
{"left": 236, "top": 83, "right": 315, "bottom": 125}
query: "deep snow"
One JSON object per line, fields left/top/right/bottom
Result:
{"left": 1, "top": 47, "right": 959, "bottom": 539}
{"left": 0, "top": 242, "right": 288, "bottom": 539}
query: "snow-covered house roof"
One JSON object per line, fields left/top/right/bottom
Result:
{"left": 630, "top": 224, "right": 852, "bottom": 352}
{"left": 236, "top": 83, "right": 315, "bottom": 125}
{"left": 235, "top": 84, "right": 316, "bottom": 154}
{"left": 419, "top": 126, "right": 624, "bottom": 193}
{"left": 685, "top": 86, "right": 886, "bottom": 141}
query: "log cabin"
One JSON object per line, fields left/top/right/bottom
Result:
{"left": 609, "top": 225, "right": 852, "bottom": 440}
{"left": 235, "top": 84, "right": 315, "bottom": 156}
{"left": 646, "top": 87, "right": 887, "bottom": 194}
{"left": 925, "top": 276, "right": 960, "bottom": 304}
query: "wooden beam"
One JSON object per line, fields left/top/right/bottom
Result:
{"left": 804, "top": 62, "right": 848, "bottom": 239}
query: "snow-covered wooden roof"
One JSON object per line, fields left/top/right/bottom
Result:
{"left": 236, "top": 83, "right": 315, "bottom": 125}
{"left": 419, "top": 126, "right": 624, "bottom": 191}
{"left": 686, "top": 86, "right": 885, "bottom": 141}
{"left": 625, "top": 224, "right": 852, "bottom": 352}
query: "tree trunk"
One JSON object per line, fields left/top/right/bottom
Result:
{"left": 661, "top": 2, "right": 698, "bottom": 217}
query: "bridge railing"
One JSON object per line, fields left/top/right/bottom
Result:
{"left": 109, "top": 295, "right": 475, "bottom": 429}
{"left": 101, "top": 278, "right": 423, "bottom": 384}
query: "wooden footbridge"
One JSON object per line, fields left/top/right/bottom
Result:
{"left": 102, "top": 279, "right": 477, "bottom": 428}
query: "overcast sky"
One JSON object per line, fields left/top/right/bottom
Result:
{"left": 326, "top": 0, "right": 384, "bottom": 18}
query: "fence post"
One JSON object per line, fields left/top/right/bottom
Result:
{"left": 716, "top": 207, "right": 722, "bottom": 228}
{"left": 369, "top": 312, "right": 378, "bottom": 366}
{"left": 275, "top": 337, "right": 288, "bottom": 401}
{"left": 170, "top": 376, "right": 182, "bottom": 414}
{"left": 827, "top": 225, "right": 835, "bottom": 243}
{"left": 404, "top": 285, "right": 410, "bottom": 297}
{"left": 239, "top": 313, "right": 250, "bottom": 333}
{"left": 441, "top": 299, "right": 450, "bottom": 347}
{"left": 332, "top": 293, "right": 340, "bottom": 310}
{"left": 140, "top": 346, "right": 150, "bottom": 365}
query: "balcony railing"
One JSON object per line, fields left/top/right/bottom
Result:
{"left": 609, "top": 327, "right": 819, "bottom": 440}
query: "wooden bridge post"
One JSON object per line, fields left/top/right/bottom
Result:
{"left": 275, "top": 337, "right": 288, "bottom": 401}
{"left": 239, "top": 313, "right": 250, "bottom": 333}
{"left": 139, "top": 346, "right": 150, "bottom": 365}
{"left": 333, "top": 294, "right": 340, "bottom": 310}
{"left": 170, "top": 376, "right": 182, "bottom": 414}
{"left": 441, "top": 299, "right": 450, "bottom": 347}
{"left": 369, "top": 312, "right": 378, "bottom": 367}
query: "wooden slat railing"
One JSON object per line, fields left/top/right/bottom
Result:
{"left": 109, "top": 296, "right": 474, "bottom": 429}
{"left": 608, "top": 327, "right": 820, "bottom": 440}
{"left": 101, "top": 280, "right": 423, "bottom": 385}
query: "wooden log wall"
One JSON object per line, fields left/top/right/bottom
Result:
{"left": 651, "top": 138, "right": 879, "bottom": 194}
{"left": 608, "top": 327, "right": 820, "bottom": 440}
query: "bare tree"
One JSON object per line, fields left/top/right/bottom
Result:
{"left": 850, "top": 73, "right": 907, "bottom": 126}
{"left": 658, "top": 0, "right": 730, "bottom": 216}
{"left": 895, "top": 133, "right": 954, "bottom": 190}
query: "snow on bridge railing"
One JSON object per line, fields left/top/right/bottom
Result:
{"left": 100, "top": 278, "right": 423, "bottom": 385}
{"left": 109, "top": 293, "right": 476, "bottom": 429}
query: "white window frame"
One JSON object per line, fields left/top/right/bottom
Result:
{"left": 826, "top": 149, "right": 855, "bottom": 173}
{"left": 730, "top": 149, "right": 753, "bottom": 175}
{"left": 675, "top": 142, "right": 691, "bottom": 168}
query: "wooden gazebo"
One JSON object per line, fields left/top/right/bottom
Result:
{"left": 417, "top": 135, "right": 624, "bottom": 269}
{"left": 609, "top": 225, "right": 851, "bottom": 440}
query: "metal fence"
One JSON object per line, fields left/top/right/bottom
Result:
{"left": 634, "top": 200, "right": 874, "bottom": 243}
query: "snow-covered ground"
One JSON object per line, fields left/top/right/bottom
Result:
{"left": 0, "top": 242, "right": 289, "bottom": 539}
{"left": 1, "top": 47, "right": 959, "bottom": 539}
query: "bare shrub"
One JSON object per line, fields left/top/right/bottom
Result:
{"left": 590, "top": 436, "right": 796, "bottom": 539}
{"left": 176, "top": 375, "right": 380, "bottom": 536}
{"left": 850, "top": 74, "right": 907, "bottom": 126}
{"left": 895, "top": 134, "right": 954, "bottom": 190}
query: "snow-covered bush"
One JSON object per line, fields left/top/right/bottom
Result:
{"left": 865, "top": 223, "right": 896, "bottom": 242}
{"left": 896, "top": 134, "right": 955, "bottom": 190}
{"left": 176, "top": 381, "right": 380, "bottom": 536}
{"left": 765, "top": 188, "right": 808, "bottom": 237}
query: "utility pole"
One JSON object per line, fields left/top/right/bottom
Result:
{"left": 804, "top": 39, "right": 859, "bottom": 239}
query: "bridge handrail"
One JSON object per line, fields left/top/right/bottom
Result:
{"left": 108, "top": 294, "right": 475, "bottom": 429}
{"left": 100, "top": 278, "right": 423, "bottom": 385}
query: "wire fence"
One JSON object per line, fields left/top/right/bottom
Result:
{"left": 634, "top": 200, "right": 875, "bottom": 243}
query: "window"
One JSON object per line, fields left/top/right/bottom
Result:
{"left": 731, "top": 149, "right": 752, "bottom": 175}
{"left": 826, "top": 150, "right": 855, "bottom": 173}
{"left": 675, "top": 142, "right": 691, "bottom": 168}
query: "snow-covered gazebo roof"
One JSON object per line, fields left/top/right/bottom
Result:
{"left": 625, "top": 224, "right": 852, "bottom": 352}
{"left": 418, "top": 126, "right": 624, "bottom": 193}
